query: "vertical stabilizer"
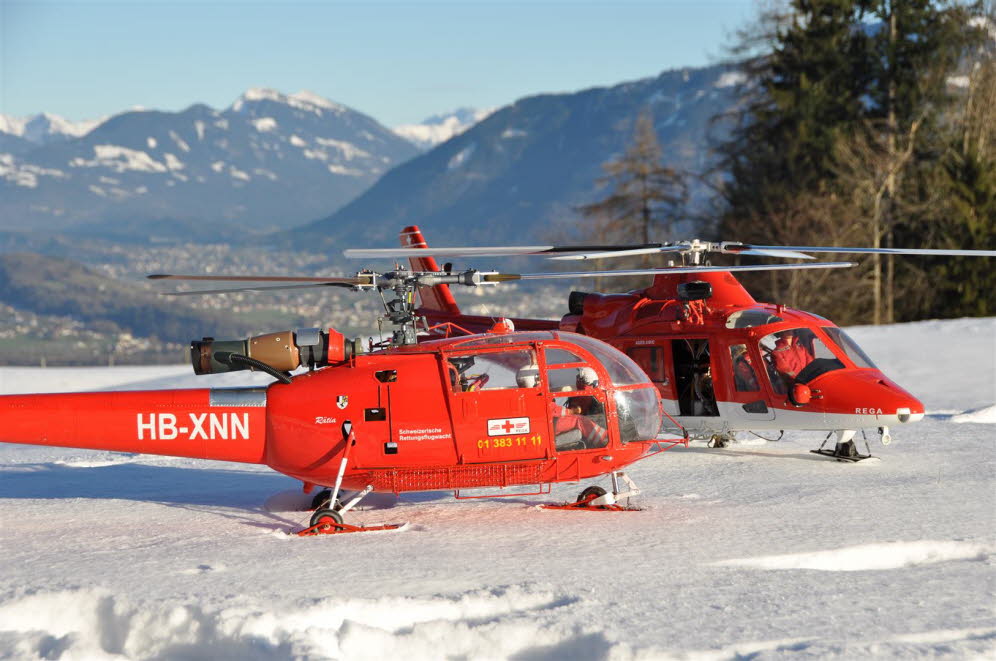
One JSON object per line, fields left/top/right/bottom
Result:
{"left": 399, "top": 226, "right": 461, "bottom": 316}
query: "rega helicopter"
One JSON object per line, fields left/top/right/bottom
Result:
{"left": 344, "top": 226, "right": 996, "bottom": 461}
{"left": 0, "top": 266, "right": 694, "bottom": 535}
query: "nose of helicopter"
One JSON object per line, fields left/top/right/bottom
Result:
{"left": 814, "top": 369, "right": 925, "bottom": 426}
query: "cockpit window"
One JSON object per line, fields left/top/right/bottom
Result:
{"left": 447, "top": 350, "right": 539, "bottom": 391}
{"left": 725, "top": 309, "right": 784, "bottom": 329}
{"left": 759, "top": 328, "right": 844, "bottom": 387}
{"left": 551, "top": 393, "right": 609, "bottom": 451}
{"left": 627, "top": 346, "right": 667, "bottom": 383}
{"left": 566, "top": 334, "right": 650, "bottom": 386}
{"left": 547, "top": 366, "right": 599, "bottom": 392}
{"left": 544, "top": 348, "right": 585, "bottom": 366}
{"left": 822, "top": 327, "right": 876, "bottom": 368}
{"left": 730, "top": 344, "right": 760, "bottom": 392}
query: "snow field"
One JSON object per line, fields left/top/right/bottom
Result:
{"left": 0, "top": 317, "right": 993, "bottom": 659}
{"left": 0, "top": 586, "right": 602, "bottom": 661}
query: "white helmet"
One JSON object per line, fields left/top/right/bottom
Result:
{"left": 576, "top": 366, "right": 599, "bottom": 388}
{"left": 516, "top": 363, "right": 540, "bottom": 388}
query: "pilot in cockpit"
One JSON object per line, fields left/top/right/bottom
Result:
{"left": 772, "top": 330, "right": 815, "bottom": 380}
{"left": 565, "top": 367, "right": 604, "bottom": 417}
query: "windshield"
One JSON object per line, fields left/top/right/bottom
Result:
{"left": 614, "top": 388, "right": 663, "bottom": 443}
{"left": 822, "top": 327, "right": 876, "bottom": 368}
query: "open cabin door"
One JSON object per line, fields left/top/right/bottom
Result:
{"left": 670, "top": 338, "right": 719, "bottom": 418}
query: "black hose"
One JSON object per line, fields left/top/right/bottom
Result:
{"left": 214, "top": 351, "right": 293, "bottom": 384}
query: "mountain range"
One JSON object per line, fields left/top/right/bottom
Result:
{"left": 0, "top": 89, "right": 420, "bottom": 237}
{"left": 304, "top": 64, "right": 741, "bottom": 247}
{"left": 3, "top": 65, "right": 740, "bottom": 247}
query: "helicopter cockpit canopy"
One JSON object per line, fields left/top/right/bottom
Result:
{"left": 446, "top": 331, "right": 662, "bottom": 446}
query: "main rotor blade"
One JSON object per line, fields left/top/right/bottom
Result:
{"left": 547, "top": 245, "right": 814, "bottom": 261}
{"left": 547, "top": 247, "right": 685, "bottom": 261}
{"left": 725, "top": 244, "right": 996, "bottom": 258}
{"left": 148, "top": 273, "right": 370, "bottom": 284}
{"left": 344, "top": 243, "right": 663, "bottom": 259}
{"left": 724, "top": 248, "right": 815, "bottom": 259}
{"left": 158, "top": 282, "right": 360, "bottom": 296}
{"left": 482, "top": 262, "right": 855, "bottom": 282}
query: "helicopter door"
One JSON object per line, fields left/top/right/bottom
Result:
{"left": 671, "top": 339, "right": 718, "bottom": 417}
{"left": 446, "top": 349, "right": 548, "bottom": 463}
{"left": 545, "top": 363, "right": 610, "bottom": 452}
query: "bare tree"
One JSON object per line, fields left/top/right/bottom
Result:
{"left": 832, "top": 118, "right": 924, "bottom": 324}
{"left": 733, "top": 191, "right": 873, "bottom": 324}
{"left": 579, "top": 112, "right": 688, "bottom": 246}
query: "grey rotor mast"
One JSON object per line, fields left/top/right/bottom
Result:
{"left": 356, "top": 266, "right": 499, "bottom": 346}
{"left": 150, "top": 266, "right": 500, "bottom": 348}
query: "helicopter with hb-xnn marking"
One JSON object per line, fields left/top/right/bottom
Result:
{"left": 343, "top": 225, "right": 996, "bottom": 462}
{"left": 0, "top": 263, "right": 695, "bottom": 535}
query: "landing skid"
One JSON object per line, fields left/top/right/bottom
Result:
{"left": 540, "top": 472, "right": 642, "bottom": 512}
{"left": 297, "top": 517, "right": 409, "bottom": 536}
{"left": 810, "top": 447, "right": 873, "bottom": 462}
{"left": 295, "top": 436, "right": 408, "bottom": 535}
{"left": 295, "top": 488, "right": 409, "bottom": 536}
{"left": 812, "top": 433, "right": 874, "bottom": 462}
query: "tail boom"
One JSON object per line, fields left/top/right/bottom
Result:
{"left": 0, "top": 388, "right": 267, "bottom": 464}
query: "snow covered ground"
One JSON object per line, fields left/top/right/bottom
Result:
{"left": 0, "top": 318, "right": 993, "bottom": 660}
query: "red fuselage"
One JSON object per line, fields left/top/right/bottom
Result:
{"left": 419, "top": 271, "right": 925, "bottom": 437}
{"left": 0, "top": 331, "right": 668, "bottom": 493}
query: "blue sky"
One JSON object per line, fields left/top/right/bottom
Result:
{"left": 1, "top": 0, "right": 756, "bottom": 127}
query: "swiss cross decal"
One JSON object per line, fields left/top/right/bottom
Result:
{"left": 487, "top": 417, "right": 530, "bottom": 436}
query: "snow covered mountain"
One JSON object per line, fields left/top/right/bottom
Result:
{"left": 0, "top": 112, "right": 103, "bottom": 148}
{"left": 0, "top": 89, "right": 419, "bottom": 235}
{"left": 393, "top": 108, "right": 493, "bottom": 150}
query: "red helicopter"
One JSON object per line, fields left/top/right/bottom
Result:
{"left": 345, "top": 225, "right": 996, "bottom": 461}
{"left": 0, "top": 267, "right": 682, "bottom": 534}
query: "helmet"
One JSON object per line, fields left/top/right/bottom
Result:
{"left": 516, "top": 363, "right": 540, "bottom": 388}
{"left": 576, "top": 366, "right": 599, "bottom": 388}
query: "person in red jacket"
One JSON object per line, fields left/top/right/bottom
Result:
{"left": 732, "top": 344, "right": 759, "bottom": 391}
{"left": 772, "top": 330, "right": 815, "bottom": 381}
{"left": 550, "top": 399, "right": 608, "bottom": 449}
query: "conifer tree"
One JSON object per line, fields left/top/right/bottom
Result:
{"left": 715, "top": 0, "right": 992, "bottom": 322}
{"left": 717, "top": 0, "right": 867, "bottom": 230}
